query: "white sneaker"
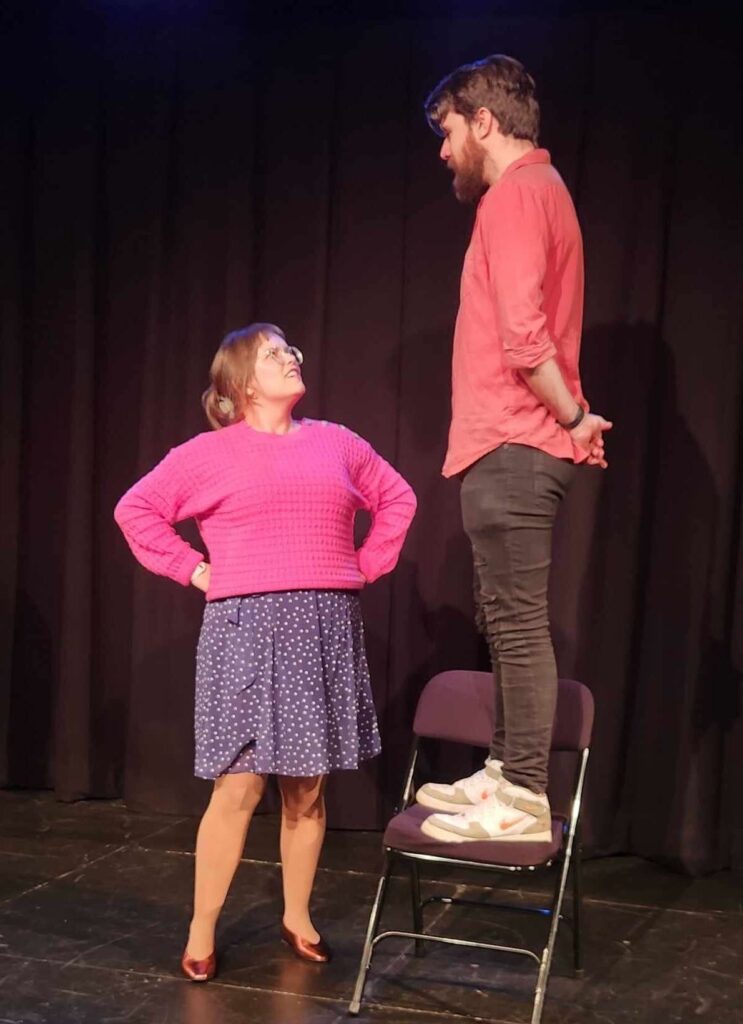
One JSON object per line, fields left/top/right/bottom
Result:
{"left": 415, "top": 758, "right": 503, "bottom": 812}
{"left": 420, "top": 782, "right": 552, "bottom": 843}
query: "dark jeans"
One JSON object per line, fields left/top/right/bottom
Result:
{"left": 460, "top": 443, "right": 577, "bottom": 794}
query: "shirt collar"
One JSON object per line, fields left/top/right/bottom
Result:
{"left": 501, "top": 147, "right": 551, "bottom": 179}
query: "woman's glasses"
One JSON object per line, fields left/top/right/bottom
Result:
{"left": 262, "top": 345, "right": 303, "bottom": 366}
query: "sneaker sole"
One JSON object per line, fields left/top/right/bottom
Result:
{"left": 420, "top": 818, "right": 552, "bottom": 844}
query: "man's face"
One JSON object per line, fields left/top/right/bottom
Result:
{"left": 438, "top": 110, "right": 486, "bottom": 204}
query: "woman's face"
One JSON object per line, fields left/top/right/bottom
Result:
{"left": 249, "top": 333, "right": 306, "bottom": 404}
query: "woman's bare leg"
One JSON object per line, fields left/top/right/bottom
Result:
{"left": 187, "top": 771, "right": 266, "bottom": 958}
{"left": 277, "top": 774, "right": 327, "bottom": 942}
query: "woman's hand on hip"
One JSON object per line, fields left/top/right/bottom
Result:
{"left": 190, "top": 562, "right": 211, "bottom": 593}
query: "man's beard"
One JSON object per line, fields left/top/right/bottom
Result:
{"left": 450, "top": 134, "right": 487, "bottom": 204}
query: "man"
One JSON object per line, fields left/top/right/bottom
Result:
{"left": 416, "top": 55, "right": 611, "bottom": 843}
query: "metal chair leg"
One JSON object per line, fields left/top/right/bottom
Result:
{"left": 533, "top": 752, "right": 589, "bottom": 1023}
{"left": 349, "top": 860, "right": 392, "bottom": 1016}
{"left": 572, "top": 825, "right": 584, "bottom": 975}
{"left": 409, "top": 861, "right": 425, "bottom": 957}
{"left": 531, "top": 847, "right": 572, "bottom": 1024}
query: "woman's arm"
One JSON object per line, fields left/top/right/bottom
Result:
{"left": 114, "top": 446, "right": 208, "bottom": 586}
{"left": 346, "top": 433, "right": 417, "bottom": 583}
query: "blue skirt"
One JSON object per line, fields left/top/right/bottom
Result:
{"left": 194, "top": 590, "right": 381, "bottom": 778}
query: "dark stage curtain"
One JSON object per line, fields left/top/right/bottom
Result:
{"left": 1, "top": 1, "right": 742, "bottom": 874}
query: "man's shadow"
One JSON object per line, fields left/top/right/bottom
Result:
{"left": 552, "top": 322, "right": 738, "bottom": 872}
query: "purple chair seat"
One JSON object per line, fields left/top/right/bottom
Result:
{"left": 384, "top": 803, "right": 565, "bottom": 868}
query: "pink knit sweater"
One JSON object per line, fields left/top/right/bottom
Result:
{"left": 114, "top": 418, "right": 416, "bottom": 601}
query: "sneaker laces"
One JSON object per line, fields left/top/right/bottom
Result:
{"left": 459, "top": 767, "right": 499, "bottom": 800}
{"left": 458, "top": 766, "right": 488, "bottom": 787}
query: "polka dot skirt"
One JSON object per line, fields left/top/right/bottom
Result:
{"left": 194, "top": 590, "right": 381, "bottom": 779}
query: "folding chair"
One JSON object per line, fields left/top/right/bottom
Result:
{"left": 349, "top": 670, "right": 594, "bottom": 1024}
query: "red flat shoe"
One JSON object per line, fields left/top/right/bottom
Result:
{"left": 280, "top": 922, "right": 332, "bottom": 963}
{"left": 181, "top": 947, "right": 217, "bottom": 982}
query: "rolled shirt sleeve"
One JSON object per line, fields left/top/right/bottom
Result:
{"left": 482, "top": 179, "right": 557, "bottom": 370}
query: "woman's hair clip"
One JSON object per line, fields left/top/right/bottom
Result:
{"left": 217, "top": 395, "right": 235, "bottom": 418}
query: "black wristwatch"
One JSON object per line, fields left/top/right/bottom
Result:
{"left": 559, "top": 406, "right": 585, "bottom": 431}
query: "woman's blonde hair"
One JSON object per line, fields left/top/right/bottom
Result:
{"left": 202, "top": 323, "right": 285, "bottom": 429}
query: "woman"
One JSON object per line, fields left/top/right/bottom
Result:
{"left": 114, "top": 323, "right": 416, "bottom": 981}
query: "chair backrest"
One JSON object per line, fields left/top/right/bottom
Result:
{"left": 413, "top": 670, "right": 593, "bottom": 751}
{"left": 412, "top": 670, "right": 594, "bottom": 817}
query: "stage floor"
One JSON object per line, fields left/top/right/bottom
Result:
{"left": 0, "top": 790, "right": 740, "bottom": 1023}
